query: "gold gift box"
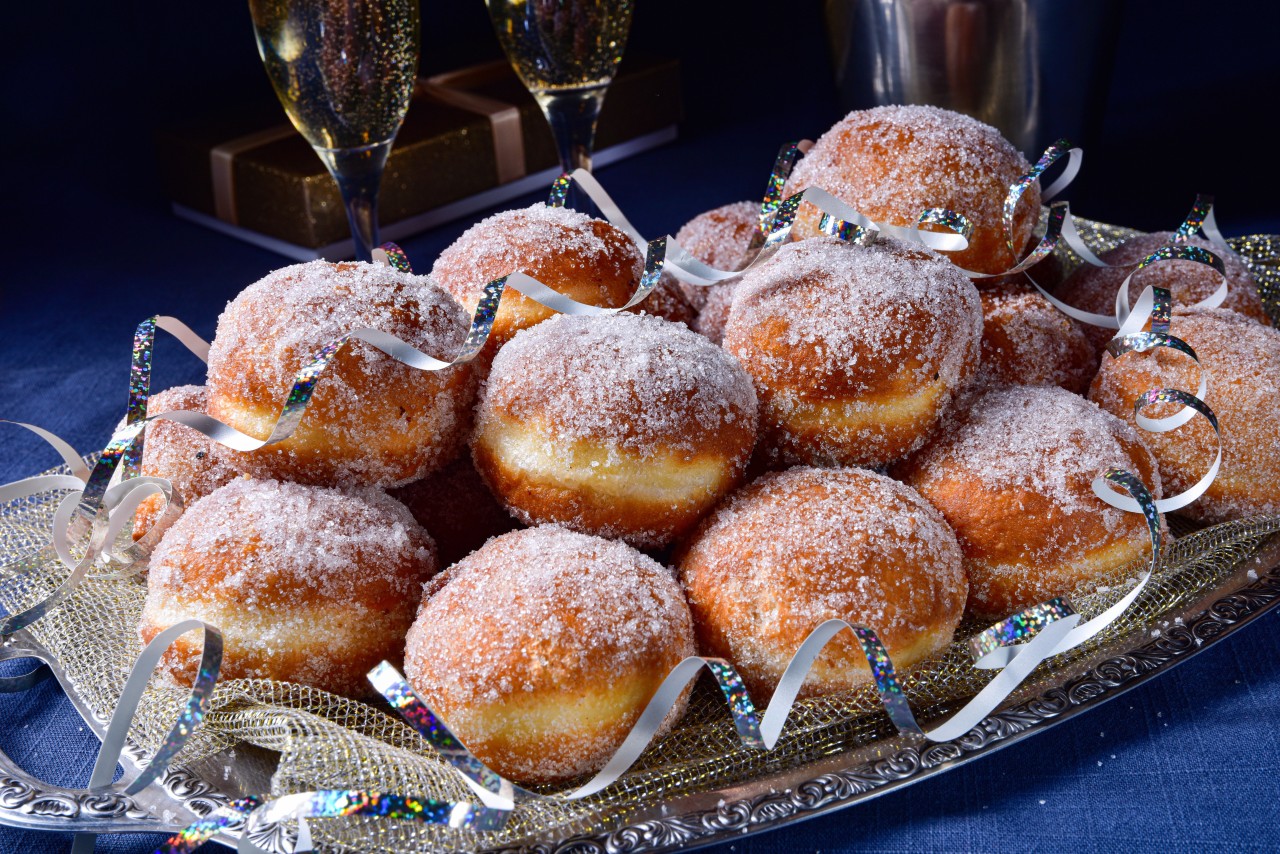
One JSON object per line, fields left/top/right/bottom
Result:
{"left": 157, "top": 55, "right": 682, "bottom": 259}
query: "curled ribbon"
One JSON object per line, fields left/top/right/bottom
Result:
{"left": 0, "top": 621, "right": 221, "bottom": 854}
{"left": 362, "top": 586, "right": 1082, "bottom": 817}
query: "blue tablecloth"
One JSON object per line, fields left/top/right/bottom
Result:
{"left": 3, "top": 3, "right": 1280, "bottom": 847}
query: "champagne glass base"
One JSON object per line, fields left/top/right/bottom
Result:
{"left": 313, "top": 140, "right": 394, "bottom": 262}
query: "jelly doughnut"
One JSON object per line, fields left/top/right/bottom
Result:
{"left": 895, "top": 385, "right": 1165, "bottom": 619}
{"left": 206, "top": 261, "right": 478, "bottom": 488}
{"left": 1089, "top": 307, "right": 1280, "bottom": 523}
{"left": 784, "top": 105, "right": 1039, "bottom": 275}
{"left": 974, "top": 282, "right": 1095, "bottom": 394}
{"left": 724, "top": 236, "right": 982, "bottom": 468}
{"left": 403, "top": 525, "right": 695, "bottom": 784}
{"left": 430, "top": 204, "right": 642, "bottom": 353}
{"left": 389, "top": 454, "right": 519, "bottom": 567}
{"left": 671, "top": 200, "right": 760, "bottom": 322}
{"left": 1054, "top": 231, "right": 1269, "bottom": 357}
{"left": 472, "top": 312, "right": 758, "bottom": 549}
{"left": 677, "top": 467, "right": 966, "bottom": 699}
{"left": 132, "top": 385, "right": 237, "bottom": 539}
{"left": 139, "top": 478, "right": 437, "bottom": 697}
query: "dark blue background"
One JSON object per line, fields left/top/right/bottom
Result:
{"left": 2, "top": 1, "right": 1279, "bottom": 852}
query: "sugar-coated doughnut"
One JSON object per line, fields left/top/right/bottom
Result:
{"left": 1054, "top": 231, "right": 1269, "bottom": 356}
{"left": 139, "top": 478, "right": 437, "bottom": 697}
{"left": 691, "top": 280, "right": 738, "bottom": 345}
{"left": 1089, "top": 307, "right": 1280, "bottom": 523}
{"left": 472, "top": 313, "right": 758, "bottom": 549}
{"left": 894, "top": 385, "right": 1164, "bottom": 619}
{"left": 676, "top": 467, "right": 966, "bottom": 700}
{"left": 206, "top": 261, "right": 477, "bottom": 488}
{"left": 403, "top": 525, "right": 695, "bottom": 784}
{"left": 133, "top": 385, "right": 236, "bottom": 539}
{"left": 630, "top": 275, "right": 697, "bottom": 327}
{"left": 389, "top": 454, "right": 518, "bottom": 567}
{"left": 975, "top": 282, "right": 1095, "bottom": 394}
{"left": 784, "top": 105, "right": 1039, "bottom": 275}
{"left": 724, "top": 236, "right": 982, "bottom": 468}
{"left": 430, "top": 204, "right": 642, "bottom": 353}
{"left": 671, "top": 200, "right": 759, "bottom": 315}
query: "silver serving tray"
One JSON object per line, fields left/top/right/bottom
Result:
{"left": 2, "top": 529, "right": 1278, "bottom": 853}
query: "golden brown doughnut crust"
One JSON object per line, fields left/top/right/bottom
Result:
{"left": 139, "top": 478, "right": 437, "bottom": 697}
{"left": 429, "top": 204, "right": 642, "bottom": 353}
{"left": 628, "top": 275, "right": 698, "bottom": 327}
{"left": 783, "top": 105, "right": 1040, "bottom": 275}
{"left": 894, "top": 385, "right": 1165, "bottom": 619}
{"left": 472, "top": 313, "right": 759, "bottom": 549}
{"left": 724, "top": 236, "right": 982, "bottom": 468}
{"left": 1089, "top": 307, "right": 1280, "bottom": 523}
{"left": 672, "top": 200, "right": 760, "bottom": 311}
{"left": 132, "top": 385, "right": 236, "bottom": 539}
{"left": 975, "top": 281, "right": 1095, "bottom": 394}
{"left": 676, "top": 467, "right": 967, "bottom": 700}
{"left": 206, "top": 261, "right": 478, "bottom": 488}
{"left": 403, "top": 525, "right": 695, "bottom": 784}
{"left": 1054, "top": 231, "right": 1269, "bottom": 357}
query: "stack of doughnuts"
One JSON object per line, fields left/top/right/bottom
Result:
{"left": 130, "top": 101, "right": 1275, "bottom": 788}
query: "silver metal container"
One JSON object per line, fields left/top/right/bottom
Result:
{"left": 825, "top": 0, "right": 1039, "bottom": 152}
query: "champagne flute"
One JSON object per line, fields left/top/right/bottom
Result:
{"left": 486, "top": 0, "right": 633, "bottom": 210}
{"left": 248, "top": 0, "right": 420, "bottom": 261}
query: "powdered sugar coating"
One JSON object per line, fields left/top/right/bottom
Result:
{"left": 141, "top": 477, "right": 437, "bottom": 696}
{"left": 975, "top": 285, "right": 1095, "bottom": 394}
{"left": 895, "top": 385, "right": 1164, "bottom": 615}
{"left": 691, "top": 280, "right": 738, "bottom": 345}
{"left": 629, "top": 275, "right": 697, "bottom": 327}
{"left": 1055, "top": 232, "right": 1269, "bottom": 357}
{"left": 784, "top": 105, "right": 1039, "bottom": 274}
{"left": 429, "top": 204, "right": 642, "bottom": 351}
{"left": 677, "top": 467, "right": 967, "bottom": 699}
{"left": 478, "top": 312, "right": 758, "bottom": 456}
{"left": 672, "top": 200, "right": 759, "bottom": 311}
{"left": 724, "top": 236, "right": 982, "bottom": 466}
{"left": 206, "top": 260, "right": 477, "bottom": 487}
{"left": 1089, "top": 307, "right": 1280, "bottom": 523}
{"left": 403, "top": 525, "right": 695, "bottom": 782}
{"left": 472, "top": 313, "right": 760, "bottom": 547}
{"left": 147, "top": 478, "right": 434, "bottom": 603}
{"left": 134, "top": 385, "right": 237, "bottom": 537}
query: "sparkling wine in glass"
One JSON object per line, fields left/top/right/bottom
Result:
{"left": 249, "top": 0, "right": 420, "bottom": 260}
{"left": 486, "top": 0, "right": 633, "bottom": 207}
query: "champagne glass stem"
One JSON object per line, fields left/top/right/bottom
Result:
{"left": 537, "top": 87, "right": 606, "bottom": 212}
{"left": 314, "top": 140, "right": 393, "bottom": 262}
